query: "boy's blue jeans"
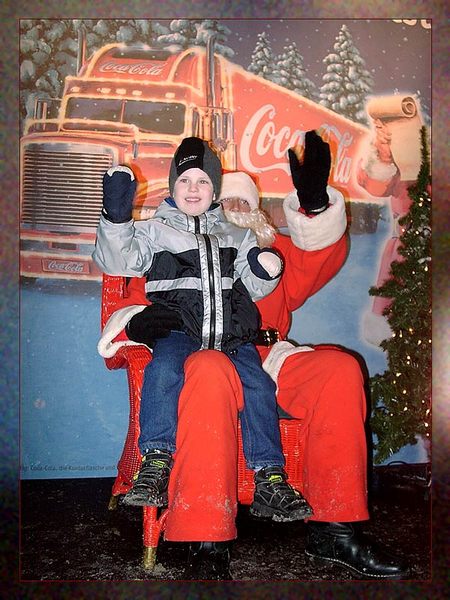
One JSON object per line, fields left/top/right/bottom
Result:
{"left": 139, "top": 331, "right": 285, "bottom": 471}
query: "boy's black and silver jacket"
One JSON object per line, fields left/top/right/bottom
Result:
{"left": 93, "top": 200, "right": 282, "bottom": 353}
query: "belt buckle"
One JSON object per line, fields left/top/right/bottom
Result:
{"left": 264, "top": 328, "right": 279, "bottom": 346}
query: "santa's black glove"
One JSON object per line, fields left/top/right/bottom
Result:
{"left": 288, "top": 130, "right": 331, "bottom": 215}
{"left": 125, "top": 304, "right": 184, "bottom": 348}
{"left": 102, "top": 165, "right": 137, "bottom": 223}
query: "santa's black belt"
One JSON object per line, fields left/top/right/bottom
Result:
{"left": 255, "top": 328, "right": 280, "bottom": 347}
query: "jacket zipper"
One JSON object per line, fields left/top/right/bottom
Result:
{"left": 204, "top": 235, "right": 216, "bottom": 349}
{"left": 194, "top": 215, "right": 200, "bottom": 235}
{"left": 194, "top": 215, "right": 216, "bottom": 350}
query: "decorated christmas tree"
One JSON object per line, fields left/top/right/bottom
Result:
{"left": 369, "top": 126, "right": 431, "bottom": 464}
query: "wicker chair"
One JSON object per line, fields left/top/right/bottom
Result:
{"left": 101, "top": 273, "right": 305, "bottom": 570}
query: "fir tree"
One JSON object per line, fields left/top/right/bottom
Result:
{"left": 156, "top": 19, "right": 198, "bottom": 51}
{"left": 20, "top": 19, "right": 67, "bottom": 121}
{"left": 319, "top": 24, "right": 374, "bottom": 124}
{"left": 155, "top": 19, "right": 234, "bottom": 57}
{"left": 20, "top": 19, "right": 164, "bottom": 124}
{"left": 193, "top": 19, "right": 234, "bottom": 58}
{"left": 271, "top": 42, "right": 318, "bottom": 101}
{"left": 19, "top": 18, "right": 235, "bottom": 128}
{"left": 247, "top": 31, "right": 277, "bottom": 82}
{"left": 369, "top": 127, "right": 431, "bottom": 464}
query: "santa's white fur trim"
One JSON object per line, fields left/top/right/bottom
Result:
{"left": 219, "top": 172, "right": 260, "bottom": 210}
{"left": 283, "top": 186, "right": 347, "bottom": 251}
{"left": 98, "top": 305, "right": 148, "bottom": 358}
{"left": 262, "top": 341, "right": 314, "bottom": 390}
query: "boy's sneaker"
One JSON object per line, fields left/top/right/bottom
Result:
{"left": 250, "top": 466, "right": 313, "bottom": 522}
{"left": 122, "top": 449, "right": 173, "bottom": 507}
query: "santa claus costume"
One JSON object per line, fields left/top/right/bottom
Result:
{"left": 97, "top": 140, "right": 407, "bottom": 579}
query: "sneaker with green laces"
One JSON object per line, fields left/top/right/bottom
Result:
{"left": 122, "top": 449, "right": 173, "bottom": 507}
{"left": 250, "top": 466, "right": 314, "bottom": 522}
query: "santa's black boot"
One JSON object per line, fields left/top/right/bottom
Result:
{"left": 305, "top": 521, "right": 409, "bottom": 579}
{"left": 184, "top": 541, "right": 232, "bottom": 580}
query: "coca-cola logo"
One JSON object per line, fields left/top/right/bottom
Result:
{"left": 320, "top": 124, "right": 354, "bottom": 184}
{"left": 44, "top": 260, "right": 86, "bottom": 273}
{"left": 240, "top": 104, "right": 354, "bottom": 184}
{"left": 240, "top": 105, "right": 304, "bottom": 174}
{"left": 99, "top": 62, "right": 164, "bottom": 76}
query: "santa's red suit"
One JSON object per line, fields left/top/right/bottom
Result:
{"left": 98, "top": 187, "right": 369, "bottom": 541}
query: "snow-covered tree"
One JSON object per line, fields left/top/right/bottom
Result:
{"left": 318, "top": 24, "right": 374, "bottom": 124}
{"left": 156, "top": 19, "right": 234, "bottom": 58}
{"left": 247, "top": 31, "right": 277, "bottom": 82}
{"left": 193, "top": 19, "right": 234, "bottom": 59}
{"left": 20, "top": 19, "right": 68, "bottom": 122}
{"left": 271, "top": 41, "right": 318, "bottom": 101}
{"left": 19, "top": 19, "right": 165, "bottom": 125}
{"left": 156, "top": 19, "right": 198, "bottom": 51}
{"left": 152, "top": 21, "right": 170, "bottom": 40}
{"left": 19, "top": 18, "right": 235, "bottom": 128}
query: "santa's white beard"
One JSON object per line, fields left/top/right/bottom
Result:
{"left": 223, "top": 209, "right": 277, "bottom": 248}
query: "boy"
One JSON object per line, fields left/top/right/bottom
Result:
{"left": 93, "top": 137, "right": 313, "bottom": 522}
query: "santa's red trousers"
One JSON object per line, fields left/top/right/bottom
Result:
{"left": 164, "top": 344, "right": 369, "bottom": 541}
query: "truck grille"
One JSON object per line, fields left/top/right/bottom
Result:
{"left": 21, "top": 144, "right": 114, "bottom": 231}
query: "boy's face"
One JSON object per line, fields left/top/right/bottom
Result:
{"left": 173, "top": 168, "right": 214, "bottom": 216}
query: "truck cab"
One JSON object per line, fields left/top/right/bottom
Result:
{"left": 20, "top": 43, "right": 233, "bottom": 280}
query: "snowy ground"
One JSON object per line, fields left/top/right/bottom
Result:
{"left": 19, "top": 474, "right": 431, "bottom": 581}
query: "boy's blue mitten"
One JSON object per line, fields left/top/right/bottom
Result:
{"left": 102, "top": 165, "right": 137, "bottom": 223}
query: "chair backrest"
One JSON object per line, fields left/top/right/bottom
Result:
{"left": 101, "top": 274, "right": 127, "bottom": 329}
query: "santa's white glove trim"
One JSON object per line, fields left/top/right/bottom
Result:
{"left": 284, "top": 186, "right": 347, "bottom": 251}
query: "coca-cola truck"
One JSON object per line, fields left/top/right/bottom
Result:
{"left": 20, "top": 36, "right": 373, "bottom": 281}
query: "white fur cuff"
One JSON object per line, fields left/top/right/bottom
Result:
{"left": 283, "top": 186, "right": 347, "bottom": 251}
{"left": 262, "top": 341, "right": 314, "bottom": 390}
{"left": 97, "top": 305, "right": 148, "bottom": 358}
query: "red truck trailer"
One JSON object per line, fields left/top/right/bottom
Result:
{"left": 20, "top": 38, "right": 372, "bottom": 281}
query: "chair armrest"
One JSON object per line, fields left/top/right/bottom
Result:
{"left": 101, "top": 274, "right": 127, "bottom": 329}
{"left": 101, "top": 274, "right": 152, "bottom": 371}
{"left": 105, "top": 344, "right": 152, "bottom": 371}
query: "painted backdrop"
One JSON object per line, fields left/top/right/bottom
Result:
{"left": 19, "top": 19, "right": 431, "bottom": 478}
